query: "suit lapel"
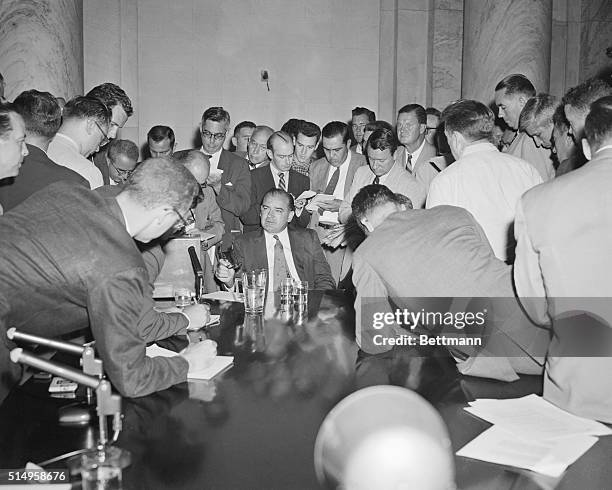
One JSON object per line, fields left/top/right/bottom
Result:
{"left": 261, "top": 165, "right": 275, "bottom": 192}
{"left": 288, "top": 229, "right": 306, "bottom": 281}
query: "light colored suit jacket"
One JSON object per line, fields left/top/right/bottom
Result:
{"left": 338, "top": 161, "right": 426, "bottom": 223}
{"left": 514, "top": 147, "right": 612, "bottom": 422}
{"left": 505, "top": 131, "right": 555, "bottom": 182}
{"left": 395, "top": 140, "right": 440, "bottom": 190}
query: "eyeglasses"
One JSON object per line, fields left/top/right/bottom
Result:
{"left": 109, "top": 161, "right": 134, "bottom": 182}
{"left": 248, "top": 140, "right": 267, "bottom": 152}
{"left": 201, "top": 130, "right": 227, "bottom": 142}
{"left": 94, "top": 121, "right": 110, "bottom": 146}
{"left": 172, "top": 208, "right": 190, "bottom": 230}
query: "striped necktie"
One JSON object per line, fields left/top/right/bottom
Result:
{"left": 273, "top": 234, "right": 289, "bottom": 291}
{"left": 278, "top": 172, "right": 286, "bottom": 191}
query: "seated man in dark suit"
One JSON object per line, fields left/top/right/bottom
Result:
{"left": 241, "top": 131, "right": 310, "bottom": 232}
{"left": 0, "top": 90, "right": 88, "bottom": 212}
{"left": 216, "top": 188, "right": 335, "bottom": 292}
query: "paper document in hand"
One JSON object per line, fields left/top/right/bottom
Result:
{"left": 146, "top": 344, "right": 234, "bottom": 380}
{"left": 296, "top": 190, "right": 317, "bottom": 201}
{"left": 457, "top": 426, "right": 597, "bottom": 477}
{"left": 464, "top": 394, "right": 612, "bottom": 439}
{"left": 306, "top": 193, "right": 336, "bottom": 212}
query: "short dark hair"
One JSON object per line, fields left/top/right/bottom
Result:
{"left": 62, "top": 96, "right": 111, "bottom": 126}
{"left": 562, "top": 77, "right": 612, "bottom": 112}
{"left": 518, "top": 93, "right": 558, "bottom": 133}
{"left": 322, "top": 121, "right": 350, "bottom": 143}
{"left": 352, "top": 107, "right": 376, "bottom": 122}
{"left": 364, "top": 120, "right": 393, "bottom": 133}
{"left": 261, "top": 187, "right": 295, "bottom": 211}
{"left": 12, "top": 90, "right": 61, "bottom": 139}
{"left": 441, "top": 99, "right": 494, "bottom": 141}
{"left": 495, "top": 74, "right": 536, "bottom": 98}
{"left": 86, "top": 82, "right": 133, "bottom": 116}
{"left": 147, "top": 125, "right": 175, "bottom": 146}
{"left": 0, "top": 102, "right": 18, "bottom": 139}
{"left": 234, "top": 120, "right": 255, "bottom": 136}
{"left": 397, "top": 104, "right": 426, "bottom": 124}
{"left": 107, "top": 139, "right": 139, "bottom": 163}
{"left": 366, "top": 128, "right": 398, "bottom": 155}
{"left": 425, "top": 107, "right": 441, "bottom": 117}
{"left": 121, "top": 158, "right": 199, "bottom": 214}
{"left": 280, "top": 118, "right": 304, "bottom": 138}
{"left": 552, "top": 104, "right": 570, "bottom": 133}
{"left": 352, "top": 184, "right": 408, "bottom": 223}
{"left": 267, "top": 131, "right": 293, "bottom": 151}
{"left": 297, "top": 120, "right": 321, "bottom": 141}
{"left": 584, "top": 96, "right": 612, "bottom": 150}
{"left": 201, "top": 106, "right": 230, "bottom": 125}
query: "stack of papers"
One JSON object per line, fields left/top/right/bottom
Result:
{"left": 146, "top": 344, "right": 234, "bottom": 380}
{"left": 457, "top": 394, "right": 611, "bottom": 477}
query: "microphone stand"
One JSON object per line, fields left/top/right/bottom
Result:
{"left": 7, "top": 328, "right": 103, "bottom": 424}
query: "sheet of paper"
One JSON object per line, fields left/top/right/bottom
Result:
{"left": 200, "top": 291, "right": 244, "bottom": 303}
{"left": 305, "top": 193, "right": 336, "bottom": 212}
{"left": 187, "top": 314, "right": 220, "bottom": 331}
{"left": 296, "top": 190, "right": 317, "bottom": 201}
{"left": 465, "top": 394, "right": 612, "bottom": 439}
{"left": 152, "top": 282, "right": 174, "bottom": 298}
{"left": 146, "top": 345, "right": 234, "bottom": 380}
{"left": 457, "top": 426, "right": 597, "bottom": 477}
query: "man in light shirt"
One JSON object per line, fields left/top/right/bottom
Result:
{"left": 198, "top": 106, "right": 251, "bottom": 248}
{"left": 494, "top": 74, "right": 555, "bottom": 181}
{"left": 427, "top": 99, "right": 542, "bottom": 263}
{"left": 47, "top": 96, "right": 110, "bottom": 188}
{"left": 215, "top": 188, "right": 334, "bottom": 292}
{"left": 309, "top": 121, "right": 366, "bottom": 284}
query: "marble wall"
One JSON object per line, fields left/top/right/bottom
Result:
{"left": 579, "top": 0, "right": 612, "bottom": 82}
{"left": 0, "top": 0, "right": 83, "bottom": 100}
{"left": 85, "top": 0, "right": 380, "bottom": 153}
{"left": 462, "top": 0, "right": 553, "bottom": 103}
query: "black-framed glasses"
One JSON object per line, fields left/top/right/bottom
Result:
{"left": 201, "top": 130, "right": 227, "bottom": 142}
{"left": 94, "top": 120, "right": 110, "bottom": 146}
{"left": 109, "top": 161, "right": 134, "bottom": 182}
{"left": 172, "top": 208, "right": 190, "bottom": 230}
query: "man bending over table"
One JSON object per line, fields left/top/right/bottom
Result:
{"left": 0, "top": 158, "right": 216, "bottom": 404}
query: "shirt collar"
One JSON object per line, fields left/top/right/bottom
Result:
{"left": 595, "top": 144, "right": 612, "bottom": 155}
{"left": 55, "top": 132, "right": 81, "bottom": 154}
{"left": 264, "top": 226, "right": 290, "bottom": 244}
{"left": 461, "top": 140, "right": 498, "bottom": 156}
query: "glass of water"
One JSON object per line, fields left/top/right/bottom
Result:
{"left": 80, "top": 446, "right": 131, "bottom": 490}
{"left": 242, "top": 269, "right": 267, "bottom": 313}
{"left": 293, "top": 280, "right": 309, "bottom": 308}
{"left": 174, "top": 287, "right": 192, "bottom": 308}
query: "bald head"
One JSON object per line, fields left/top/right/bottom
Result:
{"left": 173, "top": 149, "right": 210, "bottom": 184}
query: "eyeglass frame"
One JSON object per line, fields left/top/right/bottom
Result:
{"left": 172, "top": 208, "right": 190, "bottom": 230}
{"left": 94, "top": 120, "right": 110, "bottom": 146}
{"left": 201, "top": 129, "right": 227, "bottom": 142}
{"left": 108, "top": 160, "right": 135, "bottom": 182}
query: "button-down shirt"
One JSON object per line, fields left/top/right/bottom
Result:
{"left": 48, "top": 133, "right": 103, "bottom": 189}
{"left": 264, "top": 227, "right": 299, "bottom": 292}
{"left": 427, "top": 141, "right": 542, "bottom": 262}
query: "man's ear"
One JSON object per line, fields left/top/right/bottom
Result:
{"left": 347, "top": 139, "right": 352, "bottom": 150}
{"left": 287, "top": 210, "right": 295, "bottom": 223}
{"left": 85, "top": 118, "right": 95, "bottom": 135}
{"left": 360, "top": 218, "right": 374, "bottom": 234}
{"left": 419, "top": 123, "right": 427, "bottom": 135}
{"left": 231, "top": 136, "right": 237, "bottom": 147}
{"left": 266, "top": 149, "right": 273, "bottom": 161}
{"left": 581, "top": 138, "right": 592, "bottom": 161}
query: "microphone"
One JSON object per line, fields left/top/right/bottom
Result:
{"left": 188, "top": 245, "right": 205, "bottom": 300}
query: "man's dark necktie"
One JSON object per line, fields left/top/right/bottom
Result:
{"left": 373, "top": 176, "right": 380, "bottom": 185}
{"left": 405, "top": 152, "right": 413, "bottom": 172}
{"left": 319, "top": 167, "right": 341, "bottom": 215}
{"left": 273, "top": 235, "right": 289, "bottom": 291}
{"left": 203, "top": 153, "right": 212, "bottom": 159}
{"left": 278, "top": 172, "right": 286, "bottom": 191}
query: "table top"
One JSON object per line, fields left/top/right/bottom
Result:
{"left": 0, "top": 290, "right": 610, "bottom": 490}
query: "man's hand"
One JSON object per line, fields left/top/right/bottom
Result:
{"left": 215, "top": 259, "right": 235, "bottom": 287}
{"left": 180, "top": 339, "right": 217, "bottom": 372}
{"left": 317, "top": 198, "right": 343, "bottom": 213}
{"left": 182, "top": 303, "right": 211, "bottom": 330}
{"left": 323, "top": 223, "right": 347, "bottom": 249}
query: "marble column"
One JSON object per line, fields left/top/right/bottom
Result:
{"left": 0, "top": 0, "right": 83, "bottom": 101}
{"left": 462, "top": 0, "right": 552, "bottom": 102}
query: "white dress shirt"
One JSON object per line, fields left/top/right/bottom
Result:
{"left": 200, "top": 146, "right": 222, "bottom": 173}
{"left": 427, "top": 141, "right": 542, "bottom": 262}
{"left": 269, "top": 163, "right": 289, "bottom": 189}
{"left": 320, "top": 151, "right": 351, "bottom": 224}
{"left": 48, "top": 133, "right": 103, "bottom": 189}
{"left": 404, "top": 138, "right": 425, "bottom": 172}
{"left": 264, "top": 227, "right": 299, "bottom": 292}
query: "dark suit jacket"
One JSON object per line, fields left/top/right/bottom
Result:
{"left": 92, "top": 149, "right": 111, "bottom": 186}
{"left": 241, "top": 164, "right": 311, "bottom": 232}
{"left": 214, "top": 149, "right": 252, "bottom": 248}
{"left": 0, "top": 144, "right": 88, "bottom": 212}
{"left": 233, "top": 227, "right": 335, "bottom": 290}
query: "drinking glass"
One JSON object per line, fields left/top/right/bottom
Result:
{"left": 242, "top": 269, "right": 267, "bottom": 313}
{"left": 293, "top": 280, "right": 309, "bottom": 308}
{"left": 80, "top": 446, "right": 131, "bottom": 490}
{"left": 174, "top": 287, "right": 192, "bottom": 308}
{"left": 280, "top": 277, "right": 294, "bottom": 306}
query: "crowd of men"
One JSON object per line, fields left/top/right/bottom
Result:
{"left": 0, "top": 71, "right": 611, "bottom": 423}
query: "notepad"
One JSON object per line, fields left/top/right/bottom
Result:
{"left": 146, "top": 344, "right": 233, "bottom": 380}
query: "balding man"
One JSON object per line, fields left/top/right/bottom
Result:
{"left": 241, "top": 131, "right": 310, "bottom": 232}
{"left": 0, "top": 103, "right": 28, "bottom": 189}
{"left": 105, "top": 139, "right": 139, "bottom": 186}
{"left": 0, "top": 159, "right": 216, "bottom": 402}
{"left": 246, "top": 125, "right": 274, "bottom": 170}
{"left": 173, "top": 149, "right": 225, "bottom": 249}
